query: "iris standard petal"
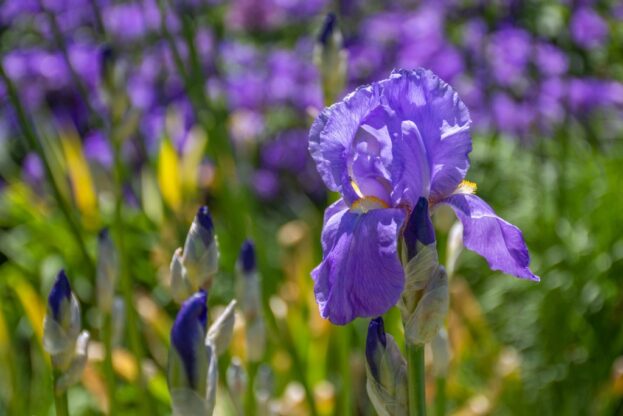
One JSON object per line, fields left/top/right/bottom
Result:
{"left": 382, "top": 69, "right": 472, "bottom": 201}
{"left": 309, "top": 82, "right": 383, "bottom": 192}
{"left": 312, "top": 206, "right": 406, "bottom": 325}
{"left": 442, "top": 193, "right": 539, "bottom": 281}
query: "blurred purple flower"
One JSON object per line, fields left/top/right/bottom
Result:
{"left": 22, "top": 153, "right": 44, "bottom": 185}
{"left": 252, "top": 169, "right": 280, "bottom": 200}
{"left": 261, "top": 130, "right": 308, "bottom": 172}
{"left": 309, "top": 69, "right": 538, "bottom": 324}
{"left": 570, "top": 7, "right": 608, "bottom": 49}
{"left": 83, "top": 131, "right": 113, "bottom": 167}
{"left": 535, "top": 43, "right": 568, "bottom": 77}
{"left": 487, "top": 27, "right": 532, "bottom": 87}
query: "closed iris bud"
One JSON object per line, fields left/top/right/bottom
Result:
{"left": 96, "top": 228, "right": 119, "bottom": 313}
{"left": 236, "top": 240, "right": 265, "bottom": 362}
{"left": 181, "top": 206, "right": 219, "bottom": 292}
{"left": 43, "top": 270, "right": 82, "bottom": 371}
{"left": 314, "top": 12, "right": 347, "bottom": 104}
{"left": 400, "top": 198, "right": 449, "bottom": 346}
{"left": 55, "top": 330, "right": 90, "bottom": 394}
{"left": 365, "top": 317, "right": 408, "bottom": 416}
{"left": 169, "top": 290, "right": 208, "bottom": 392}
{"left": 168, "top": 290, "right": 217, "bottom": 416}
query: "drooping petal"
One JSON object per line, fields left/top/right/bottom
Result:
{"left": 442, "top": 193, "right": 539, "bottom": 281}
{"left": 382, "top": 69, "right": 472, "bottom": 201}
{"left": 312, "top": 205, "right": 406, "bottom": 325}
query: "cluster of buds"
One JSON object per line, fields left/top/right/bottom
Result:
{"left": 167, "top": 291, "right": 236, "bottom": 416}
{"left": 43, "top": 270, "right": 90, "bottom": 393}
{"left": 167, "top": 206, "right": 236, "bottom": 415}
{"left": 236, "top": 240, "right": 266, "bottom": 362}
{"left": 170, "top": 206, "right": 219, "bottom": 303}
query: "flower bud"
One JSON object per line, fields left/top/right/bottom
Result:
{"left": 43, "top": 270, "right": 82, "bottom": 371}
{"left": 402, "top": 265, "right": 449, "bottom": 346}
{"left": 169, "top": 290, "right": 208, "bottom": 393}
{"left": 399, "top": 198, "right": 449, "bottom": 346}
{"left": 55, "top": 330, "right": 90, "bottom": 393}
{"left": 96, "top": 228, "right": 119, "bottom": 313}
{"left": 365, "top": 318, "right": 408, "bottom": 416}
{"left": 236, "top": 240, "right": 265, "bottom": 362}
{"left": 314, "top": 13, "right": 347, "bottom": 104}
{"left": 206, "top": 299, "right": 237, "bottom": 356}
{"left": 112, "top": 296, "right": 125, "bottom": 347}
{"left": 181, "top": 206, "right": 219, "bottom": 292}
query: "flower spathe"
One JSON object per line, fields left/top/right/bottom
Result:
{"left": 309, "top": 68, "right": 539, "bottom": 325}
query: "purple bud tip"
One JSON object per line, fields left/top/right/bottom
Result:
{"left": 239, "top": 239, "right": 256, "bottom": 274}
{"left": 318, "top": 12, "right": 337, "bottom": 46}
{"left": 48, "top": 269, "right": 71, "bottom": 320}
{"left": 171, "top": 290, "right": 208, "bottom": 388}
{"left": 100, "top": 44, "right": 115, "bottom": 67}
{"left": 366, "top": 317, "right": 386, "bottom": 379}
{"left": 404, "top": 197, "right": 435, "bottom": 259}
{"left": 98, "top": 228, "right": 109, "bottom": 241}
{"left": 196, "top": 206, "right": 214, "bottom": 234}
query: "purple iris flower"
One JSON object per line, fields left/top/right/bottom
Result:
{"left": 309, "top": 69, "right": 539, "bottom": 325}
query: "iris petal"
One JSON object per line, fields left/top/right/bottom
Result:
{"left": 383, "top": 69, "right": 472, "bottom": 201}
{"left": 442, "top": 193, "right": 539, "bottom": 281}
{"left": 312, "top": 203, "right": 406, "bottom": 324}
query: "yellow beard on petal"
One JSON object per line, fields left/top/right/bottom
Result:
{"left": 350, "top": 196, "right": 390, "bottom": 213}
{"left": 455, "top": 180, "right": 477, "bottom": 195}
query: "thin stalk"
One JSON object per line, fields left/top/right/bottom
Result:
{"left": 336, "top": 326, "right": 352, "bottom": 415}
{"left": 111, "top": 128, "right": 152, "bottom": 415}
{"left": 434, "top": 377, "right": 446, "bottom": 416}
{"left": 243, "top": 361, "right": 258, "bottom": 416}
{"left": 53, "top": 371, "right": 70, "bottom": 416}
{"left": 406, "top": 344, "right": 426, "bottom": 416}
{"left": 102, "top": 313, "right": 116, "bottom": 415}
{"left": 0, "top": 62, "right": 94, "bottom": 275}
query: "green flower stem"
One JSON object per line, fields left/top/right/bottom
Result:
{"left": 407, "top": 343, "right": 426, "bottom": 416}
{"left": 434, "top": 377, "right": 446, "bottom": 416}
{"left": 53, "top": 370, "right": 69, "bottom": 416}
{"left": 336, "top": 326, "right": 352, "bottom": 415}
{"left": 0, "top": 61, "right": 95, "bottom": 276}
{"left": 102, "top": 313, "right": 116, "bottom": 415}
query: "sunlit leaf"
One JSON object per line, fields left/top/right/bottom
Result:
{"left": 158, "top": 138, "right": 181, "bottom": 211}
